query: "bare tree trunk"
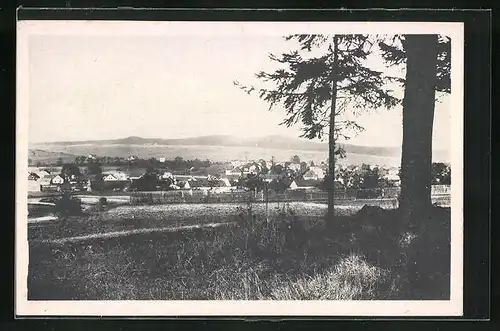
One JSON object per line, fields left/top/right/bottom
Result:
{"left": 327, "top": 35, "right": 339, "bottom": 226}
{"left": 399, "top": 34, "right": 439, "bottom": 225}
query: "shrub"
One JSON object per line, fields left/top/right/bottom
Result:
{"left": 230, "top": 201, "right": 310, "bottom": 257}
{"left": 54, "top": 194, "right": 82, "bottom": 216}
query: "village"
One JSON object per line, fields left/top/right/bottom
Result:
{"left": 27, "top": 153, "right": 406, "bottom": 195}
{"left": 27, "top": 153, "right": 452, "bottom": 204}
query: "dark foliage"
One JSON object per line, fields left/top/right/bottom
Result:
{"left": 54, "top": 194, "right": 82, "bottom": 216}
{"left": 431, "top": 162, "right": 451, "bottom": 185}
{"left": 378, "top": 35, "right": 451, "bottom": 93}
{"left": 60, "top": 163, "right": 81, "bottom": 177}
{"left": 235, "top": 34, "right": 398, "bottom": 142}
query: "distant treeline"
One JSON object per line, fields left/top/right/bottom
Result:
{"left": 32, "top": 155, "right": 219, "bottom": 171}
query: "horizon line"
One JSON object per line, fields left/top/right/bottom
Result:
{"left": 28, "top": 134, "right": 408, "bottom": 149}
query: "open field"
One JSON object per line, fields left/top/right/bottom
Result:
{"left": 28, "top": 194, "right": 450, "bottom": 241}
{"left": 28, "top": 202, "right": 357, "bottom": 242}
{"left": 28, "top": 205, "right": 451, "bottom": 301}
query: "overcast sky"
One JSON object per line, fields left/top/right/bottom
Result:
{"left": 28, "top": 34, "right": 451, "bottom": 150}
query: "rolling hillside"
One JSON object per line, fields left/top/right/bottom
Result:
{"left": 37, "top": 135, "right": 400, "bottom": 155}
{"left": 29, "top": 135, "right": 450, "bottom": 166}
{"left": 28, "top": 149, "right": 77, "bottom": 164}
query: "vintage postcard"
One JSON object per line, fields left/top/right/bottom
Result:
{"left": 16, "top": 20, "right": 464, "bottom": 316}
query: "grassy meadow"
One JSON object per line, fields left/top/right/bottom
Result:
{"left": 28, "top": 202, "right": 450, "bottom": 301}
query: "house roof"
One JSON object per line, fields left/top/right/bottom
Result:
{"left": 50, "top": 174, "right": 68, "bottom": 183}
{"left": 35, "top": 170, "right": 52, "bottom": 177}
{"left": 386, "top": 174, "right": 400, "bottom": 181}
{"left": 127, "top": 167, "right": 147, "bottom": 177}
{"left": 294, "top": 179, "right": 322, "bottom": 187}
{"left": 228, "top": 167, "right": 243, "bottom": 174}
{"left": 28, "top": 172, "right": 40, "bottom": 180}
{"left": 102, "top": 171, "right": 129, "bottom": 180}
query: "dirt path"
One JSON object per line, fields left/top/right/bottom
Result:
{"left": 34, "top": 221, "right": 235, "bottom": 245}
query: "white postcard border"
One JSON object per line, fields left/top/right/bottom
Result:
{"left": 16, "top": 20, "right": 464, "bottom": 317}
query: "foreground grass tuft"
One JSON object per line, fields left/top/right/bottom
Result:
{"left": 269, "top": 254, "right": 394, "bottom": 300}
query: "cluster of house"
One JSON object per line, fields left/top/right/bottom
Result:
{"left": 26, "top": 167, "right": 240, "bottom": 193}
{"left": 333, "top": 164, "right": 401, "bottom": 187}
{"left": 224, "top": 160, "right": 326, "bottom": 180}
{"left": 27, "top": 157, "right": 402, "bottom": 194}
{"left": 27, "top": 167, "right": 133, "bottom": 193}
{"left": 28, "top": 167, "right": 332, "bottom": 194}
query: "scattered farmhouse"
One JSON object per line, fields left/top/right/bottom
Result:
{"left": 28, "top": 172, "right": 42, "bottom": 192}
{"left": 261, "top": 174, "right": 279, "bottom": 183}
{"left": 230, "top": 160, "right": 245, "bottom": 168}
{"left": 28, "top": 172, "right": 40, "bottom": 181}
{"left": 102, "top": 171, "right": 129, "bottom": 181}
{"left": 35, "top": 169, "right": 52, "bottom": 178}
{"left": 289, "top": 179, "right": 322, "bottom": 190}
{"left": 128, "top": 167, "right": 147, "bottom": 180}
{"left": 226, "top": 167, "right": 243, "bottom": 176}
{"left": 50, "top": 174, "right": 66, "bottom": 185}
{"left": 46, "top": 174, "right": 72, "bottom": 192}
{"left": 287, "top": 163, "right": 301, "bottom": 172}
{"left": 86, "top": 154, "right": 97, "bottom": 162}
{"left": 225, "top": 163, "right": 262, "bottom": 176}
{"left": 247, "top": 163, "right": 259, "bottom": 174}
{"left": 302, "top": 167, "right": 325, "bottom": 180}
{"left": 28, "top": 169, "right": 56, "bottom": 192}
{"left": 384, "top": 167, "right": 401, "bottom": 186}
{"left": 160, "top": 171, "right": 174, "bottom": 180}
{"left": 101, "top": 173, "right": 117, "bottom": 181}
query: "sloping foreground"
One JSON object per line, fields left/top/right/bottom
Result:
{"left": 28, "top": 202, "right": 358, "bottom": 242}
{"left": 28, "top": 206, "right": 450, "bottom": 301}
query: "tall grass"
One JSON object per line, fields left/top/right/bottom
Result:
{"left": 28, "top": 203, "right": 449, "bottom": 301}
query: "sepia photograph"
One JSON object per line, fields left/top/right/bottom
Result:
{"left": 16, "top": 20, "right": 464, "bottom": 316}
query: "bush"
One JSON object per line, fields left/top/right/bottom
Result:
{"left": 229, "top": 202, "right": 310, "bottom": 257}
{"left": 54, "top": 194, "right": 82, "bottom": 216}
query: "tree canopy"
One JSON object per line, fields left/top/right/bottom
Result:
{"left": 235, "top": 34, "right": 399, "bottom": 224}
{"left": 235, "top": 34, "right": 399, "bottom": 144}
{"left": 379, "top": 35, "right": 451, "bottom": 94}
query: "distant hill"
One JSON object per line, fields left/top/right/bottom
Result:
{"left": 29, "top": 135, "right": 450, "bottom": 166}
{"left": 33, "top": 135, "right": 400, "bottom": 155}
{"left": 28, "top": 149, "right": 77, "bottom": 164}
